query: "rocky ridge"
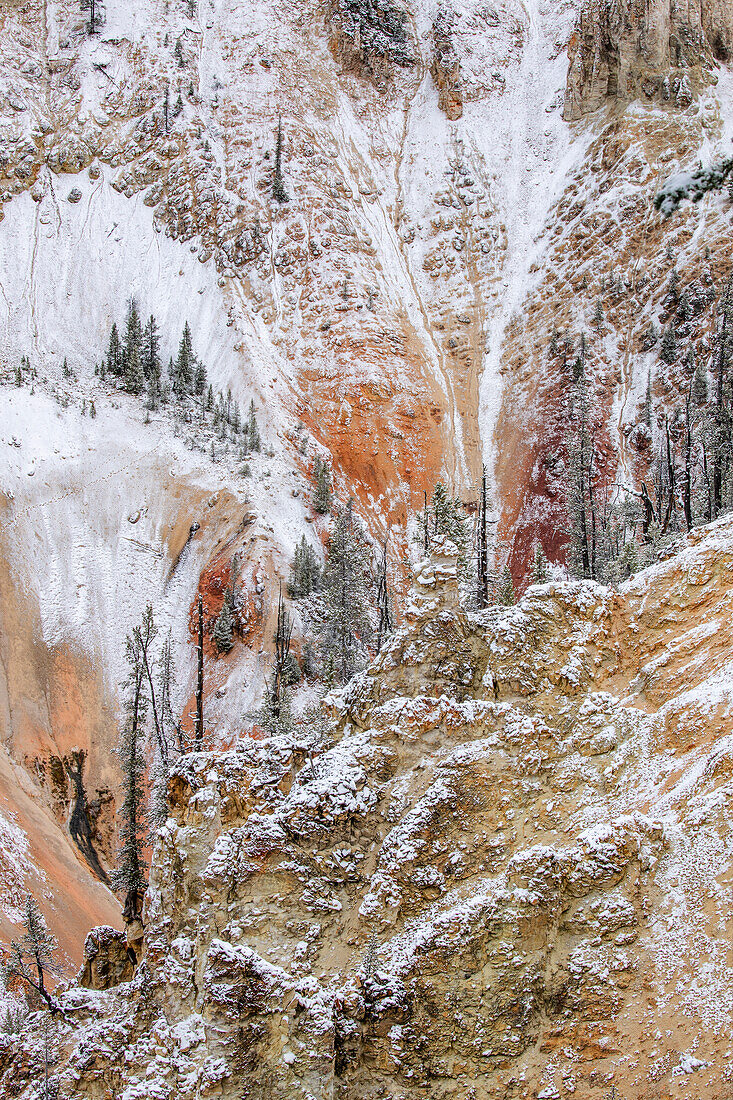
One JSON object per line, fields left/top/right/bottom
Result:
{"left": 4, "top": 520, "right": 733, "bottom": 1097}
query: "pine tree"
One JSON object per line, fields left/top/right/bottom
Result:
{"left": 194, "top": 359, "right": 207, "bottom": 396}
{"left": 107, "top": 322, "right": 123, "bottom": 377}
{"left": 476, "top": 467, "right": 490, "bottom": 608}
{"left": 126, "top": 342, "right": 145, "bottom": 395}
{"left": 319, "top": 500, "right": 374, "bottom": 681}
{"left": 2, "top": 895, "right": 62, "bottom": 1016}
{"left": 213, "top": 592, "right": 235, "bottom": 653}
{"left": 265, "top": 587, "right": 294, "bottom": 731}
{"left": 566, "top": 334, "right": 600, "bottom": 579}
{"left": 497, "top": 563, "right": 515, "bottom": 605}
{"left": 142, "top": 315, "right": 161, "bottom": 383}
{"left": 124, "top": 299, "right": 143, "bottom": 377}
{"left": 288, "top": 535, "right": 321, "bottom": 598}
{"left": 593, "top": 299, "right": 604, "bottom": 331}
{"left": 660, "top": 325, "right": 677, "bottom": 364}
{"left": 692, "top": 353, "right": 709, "bottom": 406}
{"left": 643, "top": 371, "right": 653, "bottom": 427}
{"left": 173, "top": 322, "right": 194, "bottom": 396}
{"left": 112, "top": 633, "right": 148, "bottom": 926}
{"left": 313, "top": 455, "right": 332, "bottom": 514}
{"left": 245, "top": 399, "right": 261, "bottom": 452}
{"left": 531, "top": 542, "right": 549, "bottom": 584}
{"left": 175, "top": 38, "right": 184, "bottom": 66}
{"left": 272, "top": 115, "right": 289, "bottom": 203}
{"left": 711, "top": 276, "right": 733, "bottom": 518}
{"left": 430, "top": 481, "right": 468, "bottom": 556}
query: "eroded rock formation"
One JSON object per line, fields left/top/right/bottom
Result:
{"left": 4, "top": 518, "right": 733, "bottom": 1097}
{"left": 564, "top": 0, "right": 733, "bottom": 119}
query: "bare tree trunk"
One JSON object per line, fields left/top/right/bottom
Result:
{"left": 683, "top": 395, "right": 693, "bottom": 531}
{"left": 477, "top": 468, "right": 489, "bottom": 608}
{"left": 195, "top": 596, "right": 204, "bottom": 749}
{"left": 376, "top": 532, "right": 392, "bottom": 650}
{"left": 423, "top": 491, "right": 429, "bottom": 553}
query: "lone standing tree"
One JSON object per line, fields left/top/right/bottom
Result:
{"left": 2, "top": 894, "right": 63, "bottom": 1016}
{"left": 272, "top": 115, "right": 289, "bottom": 203}
{"left": 112, "top": 633, "right": 148, "bottom": 928}
{"left": 195, "top": 596, "right": 205, "bottom": 747}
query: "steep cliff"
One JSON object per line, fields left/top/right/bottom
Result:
{"left": 564, "top": 0, "right": 733, "bottom": 120}
{"left": 4, "top": 520, "right": 733, "bottom": 1097}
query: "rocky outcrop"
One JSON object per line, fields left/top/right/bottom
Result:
{"left": 563, "top": 0, "right": 733, "bottom": 119}
{"left": 327, "top": 0, "right": 415, "bottom": 87}
{"left": 6, "top": 518, "right": 733, "bottom": 1098}
{"left": 431, "top": 4, "right": 463, "bottom": 120}
{"left": 79, "top": 926, "right": 134, "bottom": 990}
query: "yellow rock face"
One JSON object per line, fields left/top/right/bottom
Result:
{"left": 5, "top": 517, "right": 733, "bottom": 1098}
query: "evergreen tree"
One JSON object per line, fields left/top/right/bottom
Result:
{"left": 643, "top": 371, "right": 653, "bottom": 427}
{"left": 257, "top": 678, "right": 294, "bottom": 736}
{"left": 660, "top": 325, "right": 677, "bottom": 364}
{"left": 124, "top": 299, "right": 143, "bottom": 377}
{"left": 173, "top": 322, "right": 195, "bottom": 396}
{"left": 82, "top": 0, "right": 102, "bottom": 34}
{"left": 2, "top": 895, "right": 62, "bottom": 1016}
{"left": 213, "top": 592, "right": 235, "bottom": 653}
{"left": 530, "top": 542, "right": 549, "bottom": 584}
{"left": 142, "top": 315, "right": 161, "bottom": 383}
{"left": 429, "top": 481, "right": 469, "bottom": 557}
{"left": 112, "top": 633, "right": 148, "bottom": 925}
{"left": 245, "top": 399, "right": 261, "bottom": 452}
{"left": 497, "top": 563, "right": 515, "bottom": 605}
{"left": 288, "top": 535, "right": 321, "bottom": 598}
{"left": 194, "top": 359, "right": 207, "bottom": 396}
{"left": 692, "top": 353, "right": 709, "bottom": 406}
{"left": 264, "top": 588, "right": 295, "bottom": 732}
{"left": 272, "top": 115, "right": 289, "bottom": 204}
{"left": 593, "top": 299, "right": 604, "bottom": 331}
{"left": 319, "top": 500, "right": 374, "bottom": 681}
{"left": 175, "top": 38, "right": 184, "bottom": 66}
{"left": 711, "top": 276, "right": 733, "bottom": 518}
{"left": 106, "top": 322, "right": 123, "bottom": 377}
{"left": 126, "top": 342, "right": 145, "bottom": 395}
{"left": 313, "top": 455, "right": 332, "bottom": 514}
{"left": 566, "top": 334, "right": 601, "bottom": 579}
{"left": 476, "top": 467, "right": 490, "bottom": 608}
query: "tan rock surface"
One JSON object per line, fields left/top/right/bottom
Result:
{"left": 4, "top": 517, "right": 733, "bottom": 1098}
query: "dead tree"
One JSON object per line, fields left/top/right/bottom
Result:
{"left": 195, "top": 595, "right": 204, "bottom": 749}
